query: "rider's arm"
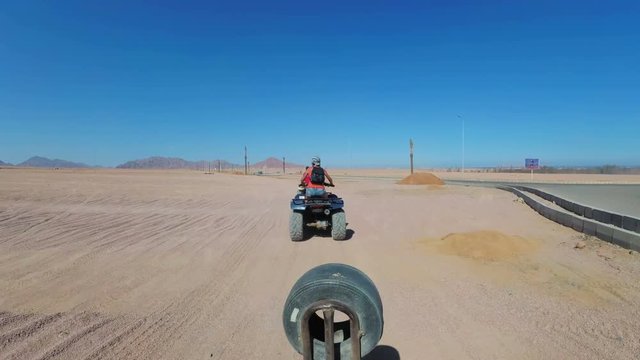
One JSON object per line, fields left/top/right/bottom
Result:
{"left": 300, "top": 168, "right": 310, "bottom": 183}
{"left": 325, "top": 170, "right": 334, "bottom": 185}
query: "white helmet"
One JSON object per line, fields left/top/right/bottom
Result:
{"left": 311, "top": 156, "right": 321, "bottom": 166}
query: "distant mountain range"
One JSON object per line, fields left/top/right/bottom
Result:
{"left": 17, "top": 156, "right": 91, "bottom": 168}
{"left": 1, "top": 155, "right": 305, "bottom": 170}
{"left": 116, "top": 156, "right": 240, "bottom": 170}
{"left": 117, "top": 156, "right": 304, "bottom": 170}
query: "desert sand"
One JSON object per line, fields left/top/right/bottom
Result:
{"left": 397, "top": 172, "right": 445, "bottom": 185}
{"left": 1, "top": 168, "right": 640, "bottom": 359}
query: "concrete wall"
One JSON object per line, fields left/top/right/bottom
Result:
{"left": 499, "top": 186, "right": 640, "bottom": 252}
{"left": 513, "top": 186, "right": 640, "bottom": 234}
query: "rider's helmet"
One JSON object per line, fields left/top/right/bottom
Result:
{"left": 311, "top": 156, "right": 321, "bottom": 166}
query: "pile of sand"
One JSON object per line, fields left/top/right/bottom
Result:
{"left": 397, "top": 172, "right": 444, "bottom": 185}
{"left": 436, "top": 230, "right": 539, "bottom": 262}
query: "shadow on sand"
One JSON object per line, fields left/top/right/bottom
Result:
{"left": 363, "top": 345, "right": 401, "bottom": 360}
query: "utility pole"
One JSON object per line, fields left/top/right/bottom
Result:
{"left": 409, "top": 138, "right": 414, "bottom": 174}
{"left": 458, "top": 114, "right": 465, "bottom": 175}
{"left": 218, "top": 160, "right": 221, "bottom": 172}
{"left": 244, "top": 146, "right": 248, "bottom": 175}
{"left": 282, "top": 157, "right": 286, "bottom": 174}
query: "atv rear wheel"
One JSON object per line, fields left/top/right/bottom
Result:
{"left": 289, "top": 212, "right": 304, "bottom": 241}
{"left": 331, "top": 210, "right": 347, "bottom": 240}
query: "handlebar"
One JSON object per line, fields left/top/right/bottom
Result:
{"left": 298, "top": 183, "right": 335, "bottom": 187}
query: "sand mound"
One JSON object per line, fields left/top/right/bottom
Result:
{"left": 437, "top": 230, "right": 539, "bottom": 262}
{"left": 397, "top": 172, "right": 444, "bottom": 185}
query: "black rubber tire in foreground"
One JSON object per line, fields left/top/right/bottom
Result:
{"left": 289, "top": 212, "right": 304, "bottom": 241}
{"left": 331, "top": 210, "right": 347, "bottom": 240}
{"left": 283, "top": 263, "right": 384, "bottom": 359}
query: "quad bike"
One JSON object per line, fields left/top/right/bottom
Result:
{"left": 289, "top": 183, "right": 346, "bottom": 241}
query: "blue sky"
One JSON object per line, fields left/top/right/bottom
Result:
{"left": 1, "top": 1, "right": 638, "bottom": 168}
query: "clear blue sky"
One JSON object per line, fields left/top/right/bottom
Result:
{"left": 1, "top": 1, "right": 638, "bottom": 168}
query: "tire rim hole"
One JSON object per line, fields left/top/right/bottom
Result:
{"left": 309, "top": 311, "right": 351, "bottom": 343}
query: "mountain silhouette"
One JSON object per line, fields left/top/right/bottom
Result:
{"left": 116, "top": 156, "right": 240, "bottom": 170}
{"left": 18, "top": 156, "right": 91, "bottom": 168}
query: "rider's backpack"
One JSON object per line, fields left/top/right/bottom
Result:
{"left": 310, "top": 166, "right": 325, "bottom": 185}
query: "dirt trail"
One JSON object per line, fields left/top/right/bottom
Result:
{"left": 1, "top": 169, "right": 640, "bottom": 359}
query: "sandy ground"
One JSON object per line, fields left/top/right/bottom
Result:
{"left": 1, "top": 168, "right": 640, "bottom": 360}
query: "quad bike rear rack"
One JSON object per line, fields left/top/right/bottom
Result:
{"left": 299, "top": 300, "right": 362, "bottom": 360}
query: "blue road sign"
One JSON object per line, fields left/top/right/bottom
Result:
{"left": 525, "top": 158, "right": 539, "bottom": 169}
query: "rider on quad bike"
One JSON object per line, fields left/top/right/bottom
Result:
{"left": 290, "top": 157, "right": 345, "bottom": 241}
{"left": 299, "top": 157, "right": 334, "bottom": 197}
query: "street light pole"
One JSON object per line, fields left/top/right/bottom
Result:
{"left": 457, "top": 115, "right": 465, "bottom": 175}
{"left": 244, "top": 146, "right": 248, "bottom": 175}
{"left": 409, "top": 138, "right": 414, "bottom": 175}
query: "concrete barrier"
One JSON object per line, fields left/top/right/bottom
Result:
{"left": 514, "top": 186, "right": 639, "bottom": 235}
{"left": 584, "top": 206, "right": 593, "bottom": 219}
{"left": 611, "top": 213, "right": 623, "bottom": 228}
{"left": 593, "top": 209, "right": 611, "bottom": 224}
{"left": 556, "top": 211, "right": 573, "bottom": 228}
{"left": 571, "top": 217, "right": 584, "bottom": 232}
{"left": 499, "top": 186, "right": 640, "bottom": 252}
{"left": 614, "top": 228, "right": 640, "bottom": 252}
{"left": 622, "top": 216, "right": 638, "bottom": 232}
{"left": 596, "top": 223, "right": 614, "bottom": 243}
{"left": 575, "top": 203, "right": 585, "bottom": 217}
{"left": 583, "top": 220, "right": 597, "bottom": 236}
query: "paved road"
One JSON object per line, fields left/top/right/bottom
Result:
{"left": 446, "top": 180, "right": 640, "bottom": 218}
{"left": 530, "top": 184, "right": 640, "bottom": 218}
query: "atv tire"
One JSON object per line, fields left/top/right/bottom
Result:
{"left": 289, "top": 212, "right": 304, "bottom": 241}
{"left": 331, "top": 210, "right": 347, "bottom": 240}
{"left": 282, "top": 263, "right": 384, "bottom": 359}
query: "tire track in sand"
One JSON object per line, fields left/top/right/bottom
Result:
{"left": 92, "top": 207, "right": 276, "bottom": 359}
